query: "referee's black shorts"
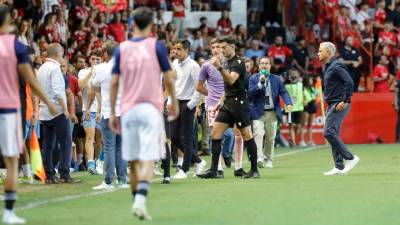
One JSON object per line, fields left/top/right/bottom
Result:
{"left": 215, "top": 96, "right": 251, "bottom": 128}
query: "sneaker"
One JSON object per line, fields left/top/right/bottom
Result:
{"left": 96, "top": 160, "right": 104, "bottom": 175}
{"left": 234, "top": 168, "right": 248, "bottom": 177}
{"left": 343, "top": 155, "right": 360, "bottom": 174}
{"left": 2, "top": 210, "right": 26, "bottom": 224}
{"left": 299, "top": 141, "right": 307, "bottom": 147}
{"left": 117, "top": 183, "right": 130, "bottom": 189}
{"left": 265, "top": 160, "right": 273, "bottom": 168}
{"left": 93, "top": 182, "right": 114, "bottom": 190}
{"left": 161, "top": 177, "right": 171, "bottom": 184}
{"left": 132, "top": 203, "right": 152, "bottom": 221}
{"left": 323, "top": 167, "right": 345, "bottom": 176}
{"left": 173, "top": 169, "right": 187, "bottom": 179}
{"left": 194, "top": 159, "right": 207, "bottom": 175}
{"left": 307, "top": 141, "right": 316, "bottom": 147}
{"left": 242, "top": 170, "right": 261, "bottom": 179}
{"left": 257, "top": 161, "right": 264, "bottom": 168}
{"left": 197, "top": 169, "right": 223, "bottom": 179}
{"left": 87, "top": 161, "right": 97, "bottom": 175}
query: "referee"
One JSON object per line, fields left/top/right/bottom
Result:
{"left": 318, "top": 42, "right": 360, "bottom": 176}
{"left": 198, "top": 36, "right": 260, "bottom": 179}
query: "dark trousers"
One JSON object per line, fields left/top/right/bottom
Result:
{"left": 324, "top": 104, "right": 354, "bottom": 170}
{"left": 41, "top": 114, "right": 72, "bottom": 179}
{"left": 169, "top": 100, "right": 201, "bottom": 172}
{"left": 396, "top": 111, "right": 400, "bottom": 142}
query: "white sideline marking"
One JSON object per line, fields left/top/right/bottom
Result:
{"left": 17, "top": 146, "right": 323, "bottom": 211}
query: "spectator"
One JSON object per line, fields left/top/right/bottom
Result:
{"left": 339, "top": 36, "right": 362, "bottom": 92}
{"left": 217, "top": 10, "right": 233, "bottom": 35}
{"left": 301, "top": 74, "right": 317, "bottom": 147}
{"left": 249, "top": 0, "right": 264, "bottom": 25}
{"left": 372, "top": 55, "right": 392, "bottom": 92}
{"left": 336, "top": 5, "right": 351, "bottom": 41}
{"left": 245, "top": 58, "right": 255, "bottom": 75}
{"left": 40, "top": 13, "right": 60, "bottom": 44}
{"left": 166, "top": 22, "right": 177, "bottom": 44}
{"left": 171, "top": 0, "right": 185, "bottom": 39}
{"left": 375, "top": 20, "right": 397, "bottom": 57}
{"left": 23, "top": 0, "right": 44, "bottom": 30}
{"left": 108, "top": 12, "right": 126, "bottom": 43}
{"left": 268, "top": 35, "right": 293, "bottom": 74}
{"left": 343, "top": 20, "right": 362, "bottom": 49}
{"left": 355, "top": 3, "right": 371, "bottom": 31}
{"left": 374, "top": 0, "right": 386, "bottom": 30}
{"left": 17, "top": 19, "right": 30, "bottom": 46}
{"left": 387, "top": 0, "right": 400, "bottom": 27}
{"left": 233, "top": 24, "right": 247, "bottom": 49}
{"left": 292, "top": 35, "right": 310, "bottom": 74}
{"left": 245, "top": 39, "right": 265, "bottom": 60}
{"left": 56, "top": 11, "right": 68, "bottom": 45}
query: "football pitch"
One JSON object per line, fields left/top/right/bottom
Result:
{"left": 9, "top": 144, "right": 400, "bottom": 225}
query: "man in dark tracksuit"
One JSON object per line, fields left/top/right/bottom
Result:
{"left": 318, "top": 42, "right": 360, "bottom": 176}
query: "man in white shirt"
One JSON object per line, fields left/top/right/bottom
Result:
{"left": 37, "top": 43, "right": 80, "bottom": 184}
{"left": 169, "top": 39, "right": 206, "bottom": 179}
{"left": 87, "top": 41, "right": 128, "bottom": 190}
{"left": 78, "top": 50, "right": 102, "bottom": 175}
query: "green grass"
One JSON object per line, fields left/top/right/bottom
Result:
{"left": 6, "top": 144, "right": 400, "bottom": 225}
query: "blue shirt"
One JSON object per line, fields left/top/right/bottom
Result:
{"left": 112, "top": 37, "right": 171, "bottom": 75}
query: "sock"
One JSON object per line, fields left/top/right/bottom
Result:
{"left": 211, "top": 139, "right": 222, "bottom": 171}
{"left": 217, "top": 155, "right": 223, "bottom": 171}
{"left": 234, "top": 134, "right": 243, "bottom": 170}
{"left": 244, "top": 138, "right": 258, "bottom": 172}
{"left": 77, "top": 154, "right": 83, "bottom": 164}
{"left": 4, "top": 191, "right": 16, "bottom": 211}
{"left": 134, "top": 181, "right": 150, "bottom": 205}
{"left": 99, "top": 149, "right": 104, "bottom": 161}
{"left": 22, "top": 164, "right": 32, "bottom": 177}
{"left": 162, "top": 143, "right": 171, "bottom": 178}
{"left": 132, "top": 190, "right": 137, "bottom": 201}
{"left": 177, "top": 157, "right": 183, "bottom": 167}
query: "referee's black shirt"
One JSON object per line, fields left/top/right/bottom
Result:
{"left": 224, "top": 55, "right": 248, "bottom": 98}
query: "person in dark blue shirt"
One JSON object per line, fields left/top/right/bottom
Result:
{"left": 318, "top": 42, "right": 360, "bottom": 176}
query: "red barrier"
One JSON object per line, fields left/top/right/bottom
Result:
{"left": 281, "top": 93, "right": 397, "bottom": 144}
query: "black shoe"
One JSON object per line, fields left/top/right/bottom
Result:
{"left": 45, "top": 178, "right": 58, "bottom": 184}
{"left": 171, "top": 162, "right": 177, "bottom": 168}
{"left": 234, "top": 168, "right": 248, "bottom": 177}
{"left": 217, "top": 170, "right": 224, "bottom": 178}
{"left": 60, "top": 176, "right": 82, "bottom": 183}
{"left": 223, "top": 156, "right": 232, "bottom": 168}
{"left": 161, "top": 177, "right": 171, "bottom": 184}
{"left": 197, "top": 169, "right": 223, "bottom": 179}
{"left": 78, "top": 163, "right": 87, "bottom": 171}
{"left": 242, "top": 170, "right": 261, "bottom": 179}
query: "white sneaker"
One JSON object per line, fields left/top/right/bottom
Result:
{"left": 323, "top": 168, "right": 345, "bottom": 176}
{"left": 96, "top": 160, "right": 104, "bottom": 175}
{"left": 343, "top": 155, "right": 360, "bottom": 174}
{"left": 132, "top": 203, "right": 152, "bottom": 221}
{"left": 2, "top": 211, "right": 26, "bottom": 224}
{"left": 93, "top": 182, "right": 115, "bottom": 190}
{"left": 118, "top": 183, "right": 130, "bottom": 189}
{"left": 173, "top": 169, "right": 187, "bottom": 179}
{"left": 194, "top": 159, "right": 207, "bottom": 175}
{"left": 307, "top": 141, "right": 316, "bottom": 147}
{"left": 153, "top": 168, "right": 162, "bottom": 176}
{"left": 265, "top": 160, "right": 273, "bottom": 168}
{"left": 299, "top": 141, "right": 307, "bottom": 147}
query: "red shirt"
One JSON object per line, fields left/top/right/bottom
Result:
{"left": 74, "top": 30, "right": 87, "bottom": 45}
{"left": 396, "top": 70, "right": 400, "bottom": 81}
{"left": 172, "top": 0, "right": 185, "bottom": 18}
{"left": 96, "top": 23, "right": 109, "bottom": 36}
{"left": 268, "top": 45, "right": 293, "bottom": 68}
{"left": 74, "top": 5, "right": 89, "bottom": 21}
{"left": 217, "top": 18, "right": 233, "bottom": 35}
{"left": 68, "top": 75, "right": 80, "bottom": 96}
{"left": 375, "top": 9, "right": 386, "bottom": 26}
{"left": 372, "top": 64, "right": 391, "bottom": 92}
{"left": 108, "top": 22, "right": 126, "bottom": 43}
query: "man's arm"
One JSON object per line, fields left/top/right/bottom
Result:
{"left": 18, "top": 64, "right": 56, "bottom": 114}
{"left": 196, "top": 80, "right": 208, "bottom": 96}
{"left": 187, "top": 64, "right": 202, "bottom": 110}
{"left": 78, "top": 67, "right": 93, "bottom": 89}
{"left": 336, "top": 65, "right": 354, "bottom": 103}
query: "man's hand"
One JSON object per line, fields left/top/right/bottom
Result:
{"left": 109, "top": 114, "right": 121, "bottom": 134}
{"left": 335, "top": 101, "right": 348, "bottom": 112}
{"left": 212, "top": 56, "right": 222, "bottom": 69}
{"left": 48, "top": 102, "right": 58, "bottom": 116}
{"left": 287, "top": 104, "right": 293, "bottom": 112}
{"left": 95, "top": 113, "right": 101, "bottom": 123}
{"left": 85, "top": 111, "right": 90, "bottom": 121}
{"left": 167, "top": 101, "right": 179, "bottom": 121}
{"left": 70, "top": 113, "right": 78, "bottom": 124}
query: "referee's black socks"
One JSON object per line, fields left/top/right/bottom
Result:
{"left": 211, "top": 139, "right": 222, "bottom": 172}
{"left": 244, "top": 138, "right": 258, "bottom": 172}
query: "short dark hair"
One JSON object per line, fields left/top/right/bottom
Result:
{"left": 89, "top": 49, "right": 102, "bottom": 58}
{"left": 210, "top": 38, "right": 219, "bottom": 45}
{"left": 217, "top": 36, "right": 236, "bottom": 45}
{"left": 0, "top": 4, "right": 10, "bottom": 27}
{"left": 173, "top": 39, "right": 191, "bottom": 50}
{"left": 133, "top": 6, "right": 154, "bottom": 30}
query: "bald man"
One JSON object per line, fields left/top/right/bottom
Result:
{"left": 318, "top": 42, "right": 360, "bottom": 176}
